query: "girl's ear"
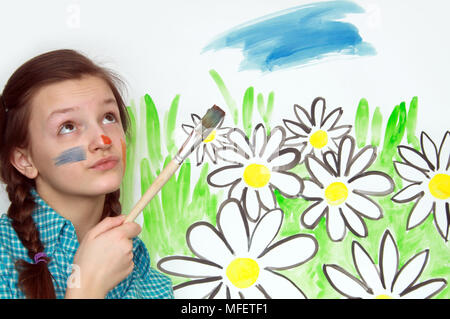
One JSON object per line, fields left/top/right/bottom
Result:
{"left": 10, "top": 147, "right": 38, "bottom": 179}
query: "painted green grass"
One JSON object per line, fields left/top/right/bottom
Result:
{"left": 120, "top": 70, "right": 448, "bottom": 298}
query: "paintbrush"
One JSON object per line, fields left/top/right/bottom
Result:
{"left": 124, "top": 105, "right": 225, "bottom": 223}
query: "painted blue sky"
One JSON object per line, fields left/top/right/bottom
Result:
{"left": 203, "top": 0, "right": 376, "bottom": 72}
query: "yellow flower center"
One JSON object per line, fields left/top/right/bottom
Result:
{"left": 226, "top": 258, "right": 260, "bottom": 289}
{"left": 325, "top": 182, "right": 349, "bottom": 206}
{"left": 243, "top": 164, "right": 271, "bottom": 188}
{"left": 309, "top": 129, "right": 328, "bottom": 149}
{"left": 428, "top": 173, "right": 450, "bottom": 200}
{"left": 376, "top": 294, "right": 393, "bottom": 299}
{"left": 203, "top": 129, "right": 216, "bottom": 143}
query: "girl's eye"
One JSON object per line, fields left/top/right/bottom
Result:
{"left": 57, "top": 113, "right": 117, "bottom": 135}
{"left": 103, "top": 113, "right": 117, "bottom": 124}
{"left": 59, "top": 122, "right": 76, "bottom": 135}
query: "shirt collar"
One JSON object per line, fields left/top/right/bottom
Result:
{"left": 30, "top": 187, "right": 78, "bottom": 254}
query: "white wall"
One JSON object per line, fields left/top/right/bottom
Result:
{"left": 1, "top": 0, "right": 449, "bottom": 213}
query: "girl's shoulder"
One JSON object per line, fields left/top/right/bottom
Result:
{"left": 0, "top": 215, "right": 24, "bottom": 276}
{"left": 130, "top": 236, "right": 174, "bottom": 298}
{"left": 0, "top": 214, "right": 17, "bottom": 247}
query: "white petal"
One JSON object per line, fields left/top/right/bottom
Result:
{"left": 243, "top": 188, "right": 261, "bottom": 221}
{"left": 263, "top": 126, "right": 284, "bottom": 160}
{"left": 196, "top": 144, "right": 206, "bottom": 165}
{"left": 228, "top": 129, "right": 253, "bottom": 157}
{"left": 347, "top": 146, "right": 376, "bottom": 177}
{"left": 327, "top": 206, "right": 346, "bottom": 241}
{"left": 191, "top": 114, "right": 201, "bottom": 125}
{"left": 269, "top": 150, "right": 298, "bottom": 169}
{"left": 302, "top": 180, "right": 323, "bottom": 199}
{"left": 259, "top": 235, "right": 317, "bottom": 269}
{"left": 249, "top": 209, "right": 283, "bottom": 257}
{"left": 401, "top": 279, "right": 447, "bottom": 299}
{"left": 158, "top": 257, "right": 221, "bottom": 278}
{"left": 407, "top": 198, "right": 433, "bottom": 229}
{"left": 352, "top": 242, "right": 383, "bottom": 292}
{"left": 257, "top": 186, "right": 276, "bottom": 210}
{"left": 341, "top": 207, "right": 367, "bottom": 237}
{"left": 270, "top": 171, "right": 303, "bottom": 197}
{"left": 394, "top": 162, "right": 428, "bottom": 183}
{"left": 438, "top": 131, "right": 450, "bottom": 170}
{"left": 187, "top": 223, "right": 233, "bottom": 265}
{"left": 321, "top": 107, "right": 343, "bottom": 131}
{"left": 239, "top": 285, "right": 267, "bottom": 298}
{"left": 392, "top": 250, "right": 428, "bottom": 294}
{"left": 339, "top": 136, "right": 354, "bottom": 176}
{"left": 350, "top": 172, "right": 394, "bottom": 196}
{"left": 323, "top": 265, "right": 372, "bottom": 298}
{"left": 328, "top": 126, "right": 351, "bottom": 139}
{"left": 421, "top": 132, "right": 439, "bottom": 168}
{"left": 252, "top": 124, "right": 267, "bottom": 158}
{"left": 229, "top": 180, "right": 245, "bottom": 199}
{"left": 294, "top": 104, "right": 314, "bottom": 127}
{"left": 301, "top": 201, "right": 327, "bottom": 228}
{"left": 217, "top": 147, "right": 248, "bottom": 164}
{"left": 174, "top": 278, "right": 222, "bottom": 299}
{"left": 258, "top": 270, "right": 307, "bottom": 299}
{"left": 284, "top": 119, "right": 309, "bottom": 136}
{"left": 379, "top": 231, "right": 399, "bottom": 292}
{"left": 208, "top": 165, "right": 242, "bottom": 187}
{"left": 324, "top": 151, "right": 338, "bottom": 175}
{"left": 391, "top": 183, "right": 423, "bottom": 203}
{"left": 211, "top": 283, "right": 227, "bottom": 299}
{"left": 398, "top": 146, "right": 432, "bottom": 171}
{"left": 346, "top": 192, "right": 383, "bottom": 219}
{"left": 434, "top": 201, "right": 449, "bottom": 240}
{"left": 312, "top": 97, "right": 325, "bottom": 126}
{"left": 305, "top": 155, "right": 334, "bottom": 186}
{"left": 217, "top": 199, "right": 249, "bottom": 255}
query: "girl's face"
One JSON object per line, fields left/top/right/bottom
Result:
{"left": 25, "top": 75, "right": 126, "bottom": 197}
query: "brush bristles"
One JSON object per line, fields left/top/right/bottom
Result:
{"left": 201, "top": 105, "right": 225, "bottom": 129}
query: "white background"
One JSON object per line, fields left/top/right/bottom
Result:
{"left": 1, "top": 0, "right": 449, "bottom": 214}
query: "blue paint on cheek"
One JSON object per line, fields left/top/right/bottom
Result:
{"left": 203, "top": 0, "right": 376, "bottom": 71}
{"left": 53, "top": 146, "right": 86, "bottom": 166}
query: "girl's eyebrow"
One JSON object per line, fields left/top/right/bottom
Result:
{"left": 47, "top": 98, "right": 117, "bottom": 122}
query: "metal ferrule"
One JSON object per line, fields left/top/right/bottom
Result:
{"left": 174, "top": 122, "right": 215, "bottom": 164}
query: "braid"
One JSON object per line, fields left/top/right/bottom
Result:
{"left": 5, "top": 174, "right": 56, "bottom": 299}
{"left": 102, "top": 189, "right": 122, "bottom": 219}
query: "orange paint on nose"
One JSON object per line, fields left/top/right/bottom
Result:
{"left": 121, "top": 139, "right": 127, "bottom": 172}
{"left": 101, "top": 135, "right": 112, "bottom": 145}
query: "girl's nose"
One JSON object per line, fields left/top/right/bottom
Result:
{"left": 88, "top": 133, "right": 113, "bottom": 152}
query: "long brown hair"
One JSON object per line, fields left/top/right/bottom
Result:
{"left": 0, "top": 49, "right": 131, "bottom": 298}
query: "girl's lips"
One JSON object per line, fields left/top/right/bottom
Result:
{"left": 90, "top": 159, "right": 118, "bottom": 171}
{"left": 90, "top": 155, "right": 119, "bottom": 168}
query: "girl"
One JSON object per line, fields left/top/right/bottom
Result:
{"left": 0, "top": 49, "right": 173, "bottom": 298}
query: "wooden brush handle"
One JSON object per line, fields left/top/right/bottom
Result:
{"left": 124, "top": 159, "right": 180, "bottom": 223}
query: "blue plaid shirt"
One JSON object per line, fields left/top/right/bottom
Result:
{"left": 0, "top": 188, "right": 173, "bottom": 299}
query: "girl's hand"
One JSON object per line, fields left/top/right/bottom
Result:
{"left": 66, "top": 215, "right": 141, "bottom": 298}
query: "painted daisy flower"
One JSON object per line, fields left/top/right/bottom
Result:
{"left": 391, "top": 131, "right": 449, "bottom": 241}
{"left": 323, "top": 230, "right": 447, "bottom": 299}
{"left": 181, "top": 113, "right": 231, "bottom": 166}
{"left": 157, "top": 198, "right": 318, "bottom": 299}
{"left": 207, "top": 123, "right": 303, "bottom": 222}
{"left": 301, "top": 135, "right": 394, "bottom": 241}
{"left": 283, "top": 97, "right": 352, "bottom": 163}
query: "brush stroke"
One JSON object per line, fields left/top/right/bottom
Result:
{"left": 371, "top": 106, "right": 382, "bottom": 147}
{"left": 355, "top": 98, "right": 369, "bottom": 148}
{"left": 203, "top": 0, "right": 375, "bottom": 72}
{"left": 209, "top": 69, "right": 239, "bottom": 125}
{"left": 53, "top": 146, "right": 86, "bottom": 166}
{"left": 101, "top": 134, "right": 112, "bottom": 145}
